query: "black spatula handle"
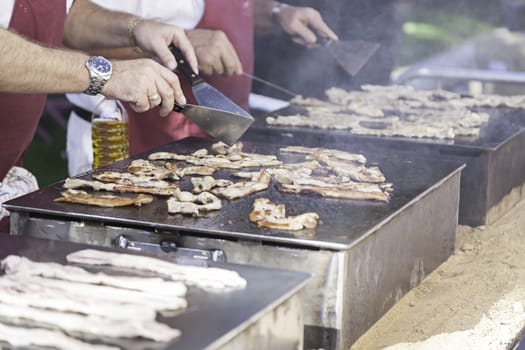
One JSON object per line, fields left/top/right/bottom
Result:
{"left": 173, "top": 102, "right": 185, "bottom": 113}
{"left": 315, "top": 33, "right": 333, "bottom": 47}
{"left": 169, "top": 45, "right": 204, "bottom": 86}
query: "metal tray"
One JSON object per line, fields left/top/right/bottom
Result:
{"left": 4, "top": 139, "right": 463, "bottom": 250}
{"left": 0, "top": 234, "right": 308, "bottom": 350}
{"left": 244, "top": 106, "right": 525, "bottom": 226}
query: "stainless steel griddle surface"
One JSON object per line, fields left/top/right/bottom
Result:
{"left": 249, "top": 105, "right": 525, "bottom": 151}
{"left": 0, "top": 234, "right": 308, "bottom": 350}
{"left": 4, "top": 139, "right": 463, "bottom": 250}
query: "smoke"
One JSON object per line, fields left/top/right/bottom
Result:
{"left": 253, "top": 0, "right": 406, "bottom": 98}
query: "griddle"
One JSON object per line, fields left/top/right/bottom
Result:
{"left": 0, "top": 234, "right": 308, "bottom": 350}
{"left": 4, "top": 138, "right": 463, "bottom": 250}
{"left": 244, "top": 106, "right": 525, "bottom": 226}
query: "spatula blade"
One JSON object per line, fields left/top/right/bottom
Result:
{"left": 193, "top": 83, "right": 253, "bottom": 118}
{"left": 179, "top": 104, "right": 253, "bottom": 145}
{"left": 328, "top": 40, "right": 380, "bottom": 77}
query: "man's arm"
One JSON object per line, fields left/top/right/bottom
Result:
{"left": 254, "top": 0, "right": 338, "bottom": 47}
{"left": 63, "top": 0, "right": 198, "bottom": 72}
{"left": 0, "top": 28, "right": 89, "bottom": 94}
{"left": 0, "top": 27, "right": 185, "bottom": 117}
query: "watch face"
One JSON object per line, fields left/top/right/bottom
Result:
{"left": 91, "top": 56, "right": 112, "bottom": 74}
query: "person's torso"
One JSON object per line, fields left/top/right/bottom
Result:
{"left": 0, "top": 0, "right": 67, "bottom": 180}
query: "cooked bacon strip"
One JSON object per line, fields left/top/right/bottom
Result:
{"left": 54, "top": 189, "right": 153, "bottom": 207}
{"left": 192, "top": 148, "right": 208, "bottom": 157}
{"left": 127, "top": 159, "right": 177, "bottom": 179}
{"left": 211, "top": 141, "right": 243, "bottom": 155}
{"left": 249, "top": 198, "right": 319, "bottom": 230}
{"left": 212, "top": 170, "right": 271, "bottom": 200}
{"left": 191, "top": 176, "right": 233, "bottom": 193}
{"left": 249, "top": 197, "right": 285, "bottom": 222}
{"left": 148, "top": 151, "right": 191, "bottom": 161}
{"left": 0, "top": 323, "right": 119, "bottom": 350}
{"left": 175, "top": 166, "right": 217, "bottom": 178}
{"left": 149, "top": 147, "right": 281, "bottom": 169}
{"left": 258, "top": 213, "right": 320, "bottom": 230}
{"left": 64, "top": 178, "right": 176, "bottom": 196}
{"left": 1, "top": 255, "right": 187, "bottom": 297}
{"left": 167, "top": 189, "right": 222, "bottom": 216}
{"left": 92, "top": 172, "right": 177, "bottom": 188}
{"left": 280, "top": 145, "right": 367, "bottom": 164}
{"left": 280, "top": 183, "right": 390, "bottom": 202}
{"left": 67, "top": 249, "right": 247, "bottom": 291}
{"left": 314, "top": 154, "right": 386, "bottom": 183}
{"left": 0, "top": 302, "right": 180, "bottom": 342}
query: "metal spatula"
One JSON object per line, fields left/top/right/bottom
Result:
{"left": 173, "top": 103, "right": 253, "bottom": 145}
{"left": 168, "top": 45, "right": 254, "bottom": 144}
{"left": 318, "top": 37, "right": 380, "bottom": 77}
{"left": 169, "top": 45, "right": 253, "bottom": 118}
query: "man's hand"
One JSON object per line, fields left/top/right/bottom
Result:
{"left": 186, "top": 29, "right": 243, "bottom": 76}
{"left": 274, "top": 6, "right": 339, "bottom": 48}
{"left": 132, "top": 20, "right": 199, "bottom": 74}
{"left": 101, "top": 59, "right": 185, "bottom": 117}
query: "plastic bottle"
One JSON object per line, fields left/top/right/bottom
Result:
{"left": 91, "top": 99, "right": 129, "bottom": 169}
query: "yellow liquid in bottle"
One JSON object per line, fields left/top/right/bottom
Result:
{"left": 92, "top": 119, "right": 129, "bottom": 169}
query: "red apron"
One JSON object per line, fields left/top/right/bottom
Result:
{"left": 127, "top": 0, "right": 254, "bottom": 156}
{"left": 0, "top": 0, "right": 66, "bottom": 180}
{"left": 0, "top": 0, "right": 66, "bottom": 232}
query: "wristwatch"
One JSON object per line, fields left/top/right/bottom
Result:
{"left": 84, "top": 56, "right": 113, "bottom": 96}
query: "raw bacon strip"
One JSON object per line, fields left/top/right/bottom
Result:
{"left": 0, "top": 302, "right": 180, "bottom": 342}
{"left": 1, "top": 255, "right": 187, "bottom": 297}
{"left": 1, "top": 275, "right": 187, "bottom": 312}
{"left": 63, "top": 178, "right": 176, "bottom": 196}
{"left": 67, "top": 249, "right": 247, "bottom": 291}
{"left": 54, "top": 189, "right": 153, "bottom": 207}
{"left": 0, "top": 322, "right": 118, "bottom": 350}
{"left": 0, "top": 277, "right": 156, "bottom": 321}
{"left": 249, "top": 198, "right": 319, "bottom": 231}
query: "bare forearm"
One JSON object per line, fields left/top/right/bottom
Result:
{"left": 0, "top": 29, "right": 90, "bottom": 94}
{"left": 63, "top": 0, "right": 138, "bottom": 50}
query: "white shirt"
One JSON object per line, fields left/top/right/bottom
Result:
{"left": 0, "top": 0, "right": 75, "bottom": 28}
{"left": 89, "top": 0, "right": 205, "bottom": 29}
{"left": 0, "top": 1, "right": 204, "bottom": 29}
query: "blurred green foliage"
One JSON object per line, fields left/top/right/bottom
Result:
{"left": 398, "top": 0, "right": 504, "bottom": 66}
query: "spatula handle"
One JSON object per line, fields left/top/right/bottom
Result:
{"left": 315, "top": 33, "right": 332, "bottom": 47}
{"left": 173, "top": 102, "right": 185, "bottom": 113}
{"left": 169, "top": 45, "right": 204, "bottom": 86}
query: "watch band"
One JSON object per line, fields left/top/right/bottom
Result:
{"left": 84, "top": 76, "right": 107, "bottom": 96}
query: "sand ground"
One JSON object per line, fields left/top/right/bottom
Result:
{"left": 351, "top": 198, "right": 525, "bottom": 350}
